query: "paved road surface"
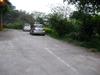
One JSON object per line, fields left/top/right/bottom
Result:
{"left": 0, "top": 29, "right": 100, "bottom": 75}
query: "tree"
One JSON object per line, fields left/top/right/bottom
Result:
{"left": 3, "top": 9, "right": 35, "bottom": 29}
{"left": 64, "top": 0, "right": 100, "bottom": 15}
{"left": 4, "top": 10, "right": 34, "bottom": 26}
{"left": 18, "top": 11, "right": 34, "bottom": 26}
{"left": 0, "top": 0, "right": 12, "bottom": 30}
{"left": 4, "top": 9, "right": 19, "bottom": 24}
{"left": 36, "top": 17, "right": 44, "bottom": 24}
{"left": 51, "top": 4, "right": 72, "bottom": 18}
{"left": 70, "top": 11, "right": 96, "bottom": 41}
{"left": 67, "top": 0, "right": 100, "bottom": 41}
{"left": 48, "top": 13, "right": 75, "bottom": 37}
{"left": 31, "top": 11, "right": 45, "bottom": 22}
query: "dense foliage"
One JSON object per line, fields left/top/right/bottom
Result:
{"left": 0, "top": 0, "right": 13, "bottom": 30}
{"left": 65, "top": 0, "right": 100, "bottom": 15}
{"left": 4, "top": 10, "right": 34, "bottom": 29}
{"left": 46, "top": 1, "right": 100, "bottom": 51}
{"left": 1, "top": 0, "right": 100, "bottom": 51}
{"left": 0, "top": 0, "right": 12, "bottom": 14}
{"left": 48, "top": 13, "right": 79, "bottom": 37}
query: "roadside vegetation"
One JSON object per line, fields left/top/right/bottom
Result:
{"left": 4, "top": 10, "right": 35, "bottom": 29}
{"left": 45, "top": 0, "right": 100, "bottom": 52}
{"left": 1, "top": 0, "right": 100, "bottom": 52}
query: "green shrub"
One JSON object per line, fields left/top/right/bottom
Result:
{"left": 65, "top": 32, "right": 79, "bottom": 40}
{"left": 6, "top": 21, "right": 23, "bottom": 29}
{"left": 93, "top": 15, "right": 100, "bottom": 35}
{"left": 80, "top": 38, "right": 100, "bottom": 52}
{"left": 44, "top": 27, "right": 59, "bottom": 38}
{"left": 48, "top": 14, "right": 77, "bottom": 37}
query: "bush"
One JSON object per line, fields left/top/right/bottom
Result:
{"left": 44, "top": 27, "right": 59, "bottom": 38}
{"left": 93, "top": 15, "right": 100, "bottom": 35}
{"left": 80, "top": 38, "right": 100, "bottom": 52}
{"left": 6, "top": 21, "right": 23, "bottom": 29}
{"left": 69, "top": 19, "right": 82, "bottom": 32}
{"left": 65, "top": 32, "right": 79, "bottom": 40}
{"left": 48, "top": 14, "right": 77, "bottom": 37}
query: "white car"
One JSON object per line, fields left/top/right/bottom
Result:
{"left": 23, "top": 24, "right": 31, "bottom": 31}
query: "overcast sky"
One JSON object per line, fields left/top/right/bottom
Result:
{"left": 9, "top": 0, "right": 75, "bottom": 14}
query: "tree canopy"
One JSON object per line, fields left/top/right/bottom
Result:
{"left": 0, "top": 0, "right": 13, "bottom": 14}
{"left": 64, "top": 0, "right": 100, "bottom": 15}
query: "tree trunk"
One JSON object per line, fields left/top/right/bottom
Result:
{"left": 0, "top": 10, "right": 3, "bottom": 31}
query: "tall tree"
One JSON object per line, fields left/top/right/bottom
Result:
{"left": 64, "top": 0, "right": 100, "bottom": 15}
{"left": 69, "top": 1, "right": 100, "bottom": 41}
{"left": 51, "top": 4, "right": 72, "bottom": 18}
{"left": 0, "top": 0, "right": 12, "bottom": 30}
